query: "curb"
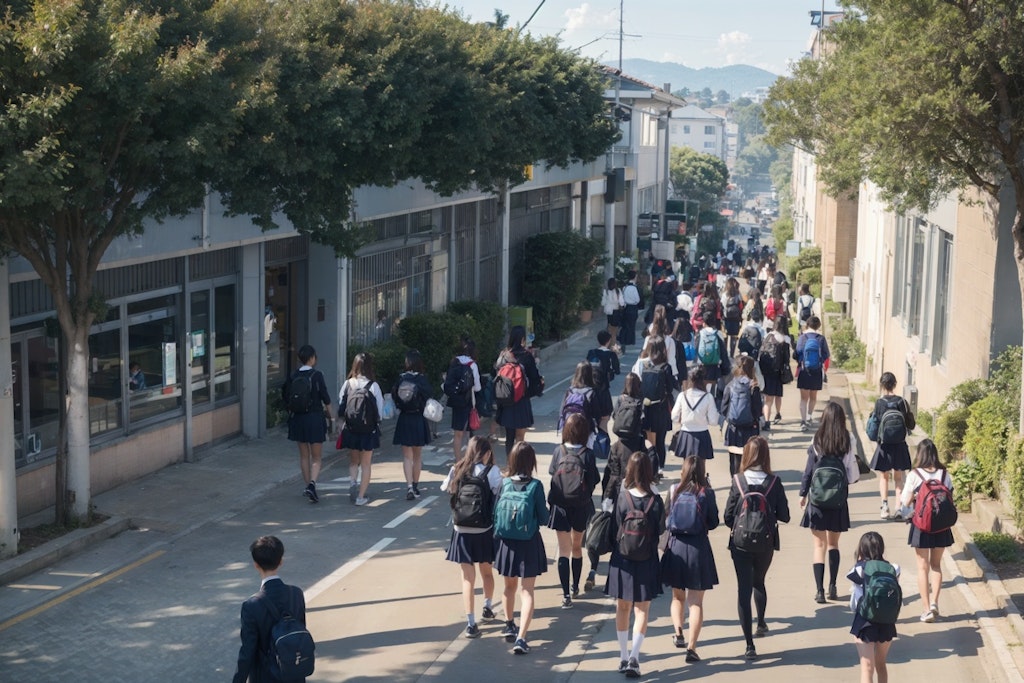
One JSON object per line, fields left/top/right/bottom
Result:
{"left": 536, "top": 319, "right": 602, "bottom": 365}
{"left": 0, "top": 516, "right": 131, "bottom": 586}
{"left": 957, "top": 522, "right": 1024, "bottom": 647}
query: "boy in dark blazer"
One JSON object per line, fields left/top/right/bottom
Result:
{"left": 233, "top": 536, "right": 307, "bottom": 683}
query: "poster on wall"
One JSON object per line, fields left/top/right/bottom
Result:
{"left": 191, "top": 330, "right": 206, "bottom": 359}
{"left": 163, "top": 342, "right": 177, "bottom": 387}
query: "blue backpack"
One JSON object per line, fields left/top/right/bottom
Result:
{"left": 558, "top": 388, "right": 590, "bottom": 432}
{"left": 493, "top": 479, "right": 540, "bottom": 540}
{"left": 802, "top": 334, "right": 823, "bottom": 370}
{"left": 726, "top": 378, "right": 755, "bottom": 427}
{"left": 261, "top": 593, "right": 315, "bottom": 681}
{"left": 667, "top": 487, "right": 706, "bottom": 535}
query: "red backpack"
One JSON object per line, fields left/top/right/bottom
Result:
{"left": 494, "top": 356, "right": 527, "bottom": 406}
{"left": 911, "top": 469, "right": 958, "bottom": 533}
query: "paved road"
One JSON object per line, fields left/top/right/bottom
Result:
{"left": 0, "top": 326, "right": 1014, "bottom": 682}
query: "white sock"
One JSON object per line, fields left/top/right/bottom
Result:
{"left": 616, "top": 630, "right": 629, "bottom": 660}
{"left": 467, "top": 613, "right": 476, "bottom": 627}
{"left": 629, "top": 632, "right": 645, "bottom": 661}
{"left": 484, "top": 597, "right": 492, "bottom": 609}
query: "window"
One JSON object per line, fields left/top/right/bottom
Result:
{"left": 127, "top": 294, "right": 182, "bottom": 424}
{"left": 933, "top": 231, "right": 953, "bottom": 361}
{"left": 88, "top": 328, "right": 123, "bottom": 436}
{"left": 892, "top": 215, "right": 907, "bottom": 315}
{"left": 906, "top": 219, "right": 926, "bottom": 336}
{"left": 704, "top": 125, "right": 716, "bottom": 135}
{"left": 683, "top": 125, "right": 691, "bottom": 134}
{"left": 214, "top": 285, "right": 237, "bottom": 400}
{"left": 703, "top": 142, "right": 716, "bottom": 149}
{"left": 190, "top": 291, "right": 211, "bottom": 406}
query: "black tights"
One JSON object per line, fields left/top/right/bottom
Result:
{"left": 732, "top": 548, "right": 774, "bottom": 646}
{"left": 653, "top": 429, "right": 667, "bottom": 472}
{"left": 504, "top": 426, "right": 516, "bottom": 457}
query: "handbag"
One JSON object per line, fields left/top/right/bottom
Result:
{"left": 335, "top": 430, "right": 344, "bottom": 450}
{"left": 780, "top": 363, "right": 794, "bottom": 385}
{"left": 468, "top": 408, "right": 481, "bottom": 431}
{"left": 424, "top": 398, "right": 444, "bottom": 422}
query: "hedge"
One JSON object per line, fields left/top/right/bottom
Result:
{"left": 520, "top": 231, "right": 603, "bottom": 340}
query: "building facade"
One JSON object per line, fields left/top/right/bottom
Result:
{"left": 668, "top": 104, "right": 727, "bottom": 164}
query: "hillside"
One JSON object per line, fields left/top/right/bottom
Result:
{"left": 609, "top": 59, "right": 779, "bottom": 98}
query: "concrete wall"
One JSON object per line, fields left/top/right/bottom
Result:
{"left": 814, "top": 189, "right": 859, "bottom": 284}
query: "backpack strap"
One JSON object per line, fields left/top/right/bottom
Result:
{"left": 733, "top": 474, "right": 747, "bottom": 495}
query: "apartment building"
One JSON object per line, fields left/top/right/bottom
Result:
{"left": 668, "top": 105, "right": 727, "bottom": 164}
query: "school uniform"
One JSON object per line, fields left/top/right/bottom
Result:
{"left": 494, "top": 346, "right": 543, "bottom": 431}
{"left": 795, "top": 331, "right": 830, "bottom": 391}
{"left": 392, "top": 371, "right": 434, "bottom": 447}
{"left": 758, "top": 330, "right": 791, "bottom": 398}
{"left": 722, "top": 294, "right": 744, "bottom": 336}
{"left": 643, "top": 324, "right": 680, "bottom": 381}
{"left": 339, "top": 376, "right": 384, "bottom": 451}
{"left": 695, "top": 332, "right": 730, "bottom": 385}
{"left": 283, "top": 366, "right": 332, "bottom": 444}
{"left": 547, "top": 444, "right": 600, "bottom": 532}
{"left": 719, "top": 377, "right": 763, "bottom": 451}
{"left": 670, "top": 388, "right": 719, "bottom": 460}
{"left": 602, "top": 436, "right": 645, "bottom": 503}
{"left": 621, "top": 282, "right": 642, "bottom": 347}
{"left": 493, "top": 475, "right": 550, "bottom": 578}
{"left": 900, "top": 469, "right": 955, "bottom": 548}
{"left": 591, "top": 347, "right": 620, "bottom": 417}
{"left": 448, "top": 355, "right": 482, "bottom": 432}
{"left": 558, "top": 387, "right": 602, "bottom": 434}
{"left": 629, "top": 359, "right": 674, "bottom": 435}
{"left": 605, "top": 487, "right": 665, "bottom": 602}
{"left": 799, "top": 441, "right": 861, "bottom": 532}
{"left": 441, "top": 463, "right": 503, "bottom": 565}
{"left": 661, "top": 483, "right": 720, "bottom": 591}
{"left": 602, "top": 287, "right": 625, "bottom": 329}
{"left": 847, "top": 561, "right": 900, "bottom": 642}
{"left": 869, "top": 396, "right": 915, "bottom": 472}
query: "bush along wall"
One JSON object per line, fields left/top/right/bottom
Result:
{"left": 520, "top": 231, "right": 603, "bottom": 340}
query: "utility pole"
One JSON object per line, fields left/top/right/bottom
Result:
{"left": 604, "top": 0, "right": 624, "bottom": 280}
{"left": 0, "top": 258, "right": 19, "bottom": 558}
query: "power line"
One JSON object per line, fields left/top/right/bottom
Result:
{"left": 519, "top": 0, "right": 547, "bottom": 32}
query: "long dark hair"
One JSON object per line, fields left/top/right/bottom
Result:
{"left": 812, "top": 401, "right": 850, "bottom": 458}
{"left": 914, "top": 438, "right": 943, "bottom": 469}
{"left": 507, "top": 325, "right": 527, "bottom": 350}
{"left": 571, "top": 361, "right": 594, "bottom": 389}
{"left": 349, "top": 353, "right": 375, "bottom": 381}
{"left": 645, "top": 336, "right": 668, "bottom": 366}
{"left": 650, "top": 305, "right": 669, "bottom": 337}
{"left": 739, "top": 436, "right": 773, "bottom": 474}
{"left": 670, "top": 456, "right": 709, "bottom": 508}
{"left": 623, "top": 451, "right": 654, "bottom": 496}
{"left": 447, "top": 436, "right": 494, "bottom": 494}
{"left": 856, "top": 531, "right": 886, "bottom": 562}
{"left": 622, "top": 372, "right": 643, "bottom": 398}
{"left": 507, "top": 441, "right": 537, "bottom": 477}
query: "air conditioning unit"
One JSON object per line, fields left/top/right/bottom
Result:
{"left": 832, "top": 276, "right": 851, "bottom": 304}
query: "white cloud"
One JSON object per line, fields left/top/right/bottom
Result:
{"left": 564, "top": 3, "right": 618, "bottom": 35}
{"left": 716, "top": 30, "right": 752, "bottom": 65}
{"left": 718, "top": 30, "right": 752, "bottom": 48}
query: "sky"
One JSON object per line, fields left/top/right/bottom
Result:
{"left": 440, "top": 0, "right": 843, "bottom": 75}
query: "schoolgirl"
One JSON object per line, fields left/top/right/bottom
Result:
{"left": 340, "top": 352, "right": 385, "bottom": 506}
{"left": 759, "top": 319, "right": 792, "bottom": 426}
{"left": 692, "top": 281, "right": 722, "bottom": 332}
{"left": 722, "top": 277, "right": 744, "bottom": 357}
{"left": 558, "top": 361, "right": 602, "bottom": 437}
{"left": 590, "top": 330, "right": 620, "bottom": 431}
{"left": 869, "top": 372, "right": 916, "bottom": 519}
{"left": 441, "top": 436, "right": 503, "bottom": 638}
{"left": 493, "top": 442, "right": 549, "bottom": 654}
{"left": 644, "top": 304, "right": 681, "bottom": 387}
{"left": 392, "top": 349, "right": 434, "bottom": 500}
{"left": 724, "top": 437, "right": 790, "bottom": 660}
{"left": 719, "top": 356, "right": 764, "bottom": 476}
{"left": 548, "top": 413, "right": 601, "bottom": 607}
{"left": 283, "top": 344, "right": 334, "bottom": 504}
{"left": 630, "top": 337, "right": 675, "bottom": 479}
{"left": 799, "top": 401, "right": 861, "bottom": 603}
{"left": 602, "top": 277, "right": 626, "bottom": 343}
{"left": 670, "top": 365, "right": 719, "bottom": 461}
{"left": 448, "top": 338, "right": 482, "bottom": 463}
{"left": 795, "top": 316, "right": 830, "bottom": 432}
{"left": 765, "top": 283, "right": 791, "bottom": 338}
{"left": 662, "top": 456, "right": 719, "bottom": 663}
{"left": 494, "top": 325, "right": 544, "bottom": 456}
{"left": 695, "top": 318, "right": 730, "bottom": 399}
{"left": 899, "top": 439, "right": 954, "bottom": 622}
{"left": 743, "top": 287, "right": 764, "bottom": 322}
{"left": 606, "top": 451, "right": 665, "bottom": 678}
{"left": 847, "top": 531, "right": 900, "bottom": 681}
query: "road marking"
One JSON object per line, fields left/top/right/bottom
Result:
{"left": 546, "top": 374, "right": 574, "bottom": 392}
{"left": 305, "top": 537, "right": 395, "bottom": 603}
{"left": 7, "top": 584, "right": 63, "bottom": 591}
{"left": 0, "top": 550, "right": 165, "bottom": 633}
{"left": 383, "top": 496, "right": 438, "bottom": 529}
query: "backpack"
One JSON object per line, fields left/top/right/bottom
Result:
{"left": 799, "top": 296, "right": 815, "bottom": 323}
{"left": 394, "top": 375, "right": 425, "bottom": 413}
{"left": 286, "top": 370, "right": 316, "bottom": 414}
{"left": 911, "top": 469, "right": 958, "bottom": 533}
{"left": 261, "top": 593, "right": 315, "bottom": 681}
{"left": 738, "top": 325, "right": 762, "bottom": 357}
{"left": 802, "top": 334, "right": 823, "bottom": 370}
{"left": 726, "top": 378, "right": 755, "bottom": 427}
{"left": 699, "top": 296, "right": 718, "bottom": 323}
{"left": 587, "top": 348, "right": 611, "bottom": 391}
{"left": 584, "top": 510, "right": 615, "bottom": 556}
{"left": 759, "top": 335, "right": 785, "bottom": 375}
{"left": 549, "top": 446, "right": 589, "bottom": 507}
{"left": 617, "top": 493, "right": 657, "bottom": 561}
{"left": 611, "top": 396, "right": 644, "bottom": 438}
{"left": 667, "top": 486, "right": 706, "bottom": 535}
{"left": 640, "top": 363, "right": 668, "bottom": 405}
{"left": 592, "top": 429, "right": 612, "bottom": 460}
{"left": 808, "top": 453, "right": 848, "bottom": 510}
{"left": 494, "top": 356, "right": 527, "bottom": 407}
{"left": 730, "top": 475, "right": 778, "bottom": 553}
{"left": 697, "top": 327, "right": 721, "bottom": 366}
{"left": 857, "top": 560, "right": 903, "bottom": 625}
{"left": 450, "top": 464, "right": 495, "bottom": 528}
{"left": 343, "top": 380, "right": 379, "bottom": 434}
{"left": 558, "top": 389, "right": 590, "bottom": 433}
{"left": 879, "top": 399, "right": 908, "bottom": 444}
{"left": 443, "top": 361, "right": 474, "bottom": 405}
{"left": 493, "top": 478, "right": 540, "bottom": 540}
{"left": 725, "top": 294, "right": 742, "bottom": 321}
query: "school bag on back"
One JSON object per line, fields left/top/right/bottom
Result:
{"left": 799, "top": 296, "right": 814, "bottom": 323}
{"left": 699, "top": 296, "right": 718, "bottom": 323}
{"left": 640, "top": 363, "right": 667, "bottom": 405}
{"left": 287, "top": 370, "right": 315, "bottom": 414}
{"left": 725, "top": 294, "right": 742, "bottom": 321}
{"left": 584, "top": 509, "right": 614, "bottom": 556}
{"left": 697, "top": 327, "right": 721, "bottom": 366}
{"left": 394, "top": 375, "right": 425, "bottom": 413}
{"left": 809, "top": 453, "right": 848, "bottom": 509}
{"left": 611, "top": 396, "right": 644, "bottom": 438}
{"left": 586, "top": 348, "right": 610, "bottom": 391}
{"left": 911, "top": 469, "right": 958, "bottom": 533}
{"left": 667, "top": 487, "right": 706, "bottom": 535}
{"left": 879, "top": 398, "right": 908, "bottom": 444}
{"left": 759, "top": 335, "right": 785, "bottom": 375}
{"left": 558, "top": 389, "right": 589, "bottom": 433}
{"left": 494, "top": 357, "right": 527, "bottom": 406}
{"left": 261, "top": 593, "right": 315, "bottom": 681}
{"left": 451, "top": 464, "right": 495, "bottom": 528}
{"left": 549, "top": 446, "right": 589, "bottom": 507}
{"left": 726, "top": 378, "right": 755, "bottom": 427}
{"left": 730, "top": 475, "right": 777, "bottom": 552}
{"left": 738, "top": 325, "right": 762, "bottom": 357}
{"left": 493, "top": 479, "right": 539, "bottom": 540}
{"left": 443, "top": 361, "right": 474, "bottom": 406}
{"left": 857, "top": 560, "right": 902, "bottom": 624}
{"left": 802, "top": 334, "right": 823, "bottom": 370}
{"left": 344, "top": 380, "right": 379, "bottom": 434}
{"left": 617, "top": 493, "right": 656, "bottom": 561}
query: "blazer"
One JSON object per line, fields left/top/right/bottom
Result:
{"left": 724, "top": 471, "right": 791, "bottom": 551}
{"left": 233, "top": 578, "right": 307, "bottom": 683}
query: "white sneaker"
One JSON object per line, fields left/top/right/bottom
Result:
{"left": 355, "top": 497, "right": 370, "bottom": 506}
{"left": 920, "top": 610, "right": 935, "bottom": 623}
{"left": 880, "top": 501, "right": 890, "bottom": 519}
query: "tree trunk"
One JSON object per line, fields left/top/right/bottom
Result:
{"left": 63, "top": 326, "right": 92, "bottom": 525}
{"left": 1014, "top": 207, "right": 1024, "bottom": 435}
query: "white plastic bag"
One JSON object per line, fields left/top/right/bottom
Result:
{"left": 382, "top": 394, "right": 397, "bottom": 420}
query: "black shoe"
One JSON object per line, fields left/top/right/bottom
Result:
{"left": 685, "top": 649, "right": 700, "bottom": 663}
{"left": 464, "top": 624, "right": 481, "bottom": 639}
{"left": 412, "top": 483, "right": 422, "bottom": 499}
{"left": 304, "top": 483, "right": 318, "bottom": 503}
{"left": 406, "top": 486, "right": 415, "bottom": 501}
{"left": 672, "top": 634, "right": 686, "bottom": 649}
{"left": 625, "top": 657, "right": 641, "bottom": 678}
{"left": 773, "top": 413, "right": 782, "bottom": 424}
{"left": 755, "top": 624, "right": 769, "bottom": 637}
{"left": 501, "top": 622, "right": 518, "bottom": 643}
{"left": 617, "top": 660, "right": 629, "bottom": 673}
{"left": 571, "top": 588, "right": 580, "bottom": 599}
{"left": 512, "top": 638, "right": 530, "bottom": 655}
{"left": 745, "top": 646, "right": 758, "bottom": 660}
{"left": 828, "top": 585, "right": 838, "bottom": 601}
{"left": 561, "top": 595, "right": 573, "bottom": 609}
{"left": 815, "top": 589, "right": 826, "bottom": 604}
{"left": 481, "top": 606, "right": 495, "bottom": 620}
{"left": 584, "top": 573, "right": 596, "bottom": 592}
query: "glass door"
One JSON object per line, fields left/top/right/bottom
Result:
{"left": 11, "top": 341, "right": 23, "bottom": 466}
{"left": 190, "top": 290, "right": 211, "bottom": 406}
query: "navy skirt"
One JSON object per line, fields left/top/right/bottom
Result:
{"left": 725, "top": 423, "right": 759, "bottom": 450}
{"left": 450, "top": 405, "right": 472, "bottom": 432}
{"left": 661, "top": 534, "right": 719, "bottom": 591}
{"left": 446, "top": 528, "right": 496, "bottom": 565}
{"left": 673, "top": 429, "right": 714, "bottom": 460}
{"left": 797, "top": 366, "right": 824, "bottom": 391}
{"left": 494, "top": 533, "right": 548, "bottom": 578}
{"left": 908, "top": 525, "right": 954, "bottom": 549}
{"left": 343, "top": 427, "right": 381, "bottom": 452}
{"left": 851, "top": 613, "right": 897, "bottom": 643}
{"left": 870, "top": 442, "right": 912, "bottom": 472}
{"left": 724, "top": 319, "right": 741, "bottom": 336}
{"left": 606, "top": 550, "right": 662, "bottom": 602}
{"left": 762, "top": 373, "right": 784, "bottom": 397}
{"left": 393, "top": 412, "right": 432, "bottom": 447}
{"left": 548, "top": 501, "right": 595, "bottom": 533}
{"left": 595, "top": 387, "right": 614, "bottom": 418}
{"left": 288, "top": 411, "right": 327, "bottom": 444}
{"left": 642, "top": 402, "right": 672, "bottom": 434}
{"left": 800, "top": 501, "right": 851, "bottom": 532}
{"left": 496, "top": 397, "right": 534, "bottom": 431}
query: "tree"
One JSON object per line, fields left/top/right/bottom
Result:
{"left": 715, "top": 89, "right": 731, "bottom": 104}
{"left": 731, "top": 101, "right": 766, "bottom": 147}
{"left": 0, "top": 0, "right": 618, "bottom": 525}
{"left": 763, "top": 0, "right": 1024, "bottom": 430}
{"left": 733, "top": 136, "right": 778, "bottom": 184}
{"left": 669, "top": 147, "right": 730, "bottom": 211}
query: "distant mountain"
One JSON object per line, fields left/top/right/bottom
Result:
{"left": 608, "top": 59, "right": 780, "bottom": 98}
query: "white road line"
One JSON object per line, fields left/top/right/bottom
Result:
{"left": 383, "top": 495, "right": 438, "bottom": 529}
{"left": 546, "top": 373, "right": 574, "bottom": 392}
{"left": 305, "top": 537, "right": 396, "bottom": 603}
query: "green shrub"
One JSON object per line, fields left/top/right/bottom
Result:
{"left": 972, "top": 532, "right": 1021, "bottom": 564}
{"left": 948, "top": 458, "right": 978, "bottom": 511}
{"left": 827, "top": 316, "right": 866, "bottom": 371}
{"left": 395, "top": 313, "right": 474, "bottom": 391}
{"left": 988, "top": 346, "right": 1022, "bottom": 420}
{"left": 932, "top": 378, "right": 987, "bottom": 459}
{"left": 773, "top": 217, "right": 794, "bottom": 255}
{"left": 962, "top": 393, "right": 1014, "bottom": 496}
{"left": 796, "top": 267, "right": 821, "bottom": 286}
{"left": 791, "top": 245, "right": 822, "bottom": 273}
{"left": 823, "top": 297, "right": 843, "bottom": 314}
{"left": 347, "top": 339, "right": 408, "bottom": 394}
{"left": 448, "top": 300, "right": 505, "bottom": 365}
{"left": 520, "top": 231, "right": 604, "bottom": 340}
{"left": 1007, "top": 437, "right": 1024, "bottom": 529}
{"left": 917, "top": 410, "right": 934, "bottom": 437}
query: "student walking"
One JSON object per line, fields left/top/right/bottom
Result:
{"left": 587, "top": 330, "right": 620, "bottom": 432}
{"left": 868, "top": 372, "right": 916, "bottom": 519}
{"left": 724, "top": 436, "right": 791, "bottom": 660}
{"left": 606, "top": 452, "right": 665, "bottom": 678}
{"left": 722, "top": 277, "right": 744, "bottom": 357}
{"left": 662, "top": 456, "right": 719, "bottom": 663}
{"left": 392, "top": 349, "right": 434, "bottom": 501}
{"left": 644, "top": 305, "right": 681, "bottom": 387}
{"left": 445, "top": 338, "right": 482, "bottom": 463}
{"left": 759, "top": 319, "right": 792, "bottom": 425}
{"left": 442, "top": 436, "right": 504, "bottom": 639}
{"left": 493, "top": 442, "right": 549, "bottom": 655}
{"left": 899, "top": 439, "right": 955, "bottom": 623}
{"left": 283, "top": 345, "right": 333, "bottom": 504}
{"left": 670, "top": 365, "right": 719, "bottom": 461}
{"left": 720, "top": 356, "right": 764, "bottom": 476}
{"left": 548, "top": 414, "right": 601, "bottom": 607}
{"left": 620, "top": 270, "right": 642, "bottom": 349}
{"left": 340, "top": 353, "right": 384, "bottom": 506}
{"left": 602, "top": 277, "right": 625, "bottom": 343}
{"left": 795, "top": 316, "right": 830, "bottom": 431}
{"left": 695, "top": 319, "right": 730, "bottom": 401}
{"left": 494, "top": 326, "right": 544, "bottom": 457}
{"left": 799, "top": 402, "right": 861, "bottom": 603}
{"left": 631, "top": 337, "right": 675, "bottom": 479}
{"left": 847, "top": 531, "right": 901, "bottom": 683}
{"left": 796, "top": 283, "right": 817, "bottom": 329}
{"left": 557, "top": 362, "right": 602, "bottom": 437}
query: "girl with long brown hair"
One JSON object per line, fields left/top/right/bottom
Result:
{"left": 340, "top": 352, "right": 384, "bottom": 506}
{"left": 720, "top": 355, "right": 764, "bottom": 476}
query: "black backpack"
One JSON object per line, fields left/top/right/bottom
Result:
{"left": 879, "top": 398, "right": 908, "bottom": 444}
{"left": 587, "top": 348, "right": 611, "bottom": 390}
{"left": 549, "top": 446, "right": 590, "bottom": 507}
{"left": 443, "top": 361, "right": 474, "bottom": 406}
{"left": 286, "top": 370, "right": 316, "bottom": 414}
{"left": 730, "top": 475, "right": 778, "bottom": 553}
{"left": 699, "top": 296, "right": 718, "bottom": 323}
{"left": 617, "top": 492, "right": 656, "bottom": 561}
{"left": 612, "top": 396, "right": 644, "bottom": 438}
{"left": 261, "top": 592, "right": 315, "bottom": 681}
{"left": 640, "top": 363, "right": 668, "bottom": 405}
{"left": 724, "top": 294, "right": 742, "bottom": 321}
{"left": 450, "top": 464, "right": 495, "bottom": 528}
{"left": 394, "top": 374, "right": 425, "bottom": 414}
{"left": 343, "top": 380, "right": 379, "bottom": 434}
{"left": 738, "top": 325, "right": 762, "bottom": 357}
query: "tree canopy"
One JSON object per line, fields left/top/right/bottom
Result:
{"left": 669, "top": 146, "right": 729, "bottom": 209}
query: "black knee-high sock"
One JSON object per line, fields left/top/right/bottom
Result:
{"left": 504, "top": 427, "right": 515, "bottom": 456}
{"left": 558, "top": 557, "right": 570, "bottom": 597}
{"left": 571, "top": 557, "right": 583, "bottom": 591}
{"left": 828, "top": 549, "right": 840, "bottom": 587}
{"left": 587, "top": 548, "right": 599, "bottom": 576}
{"left": 813, "top": 563, "right": 825, "bottom": 592}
